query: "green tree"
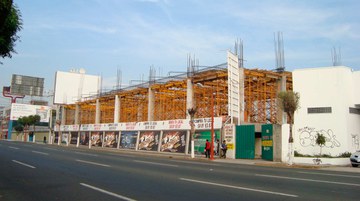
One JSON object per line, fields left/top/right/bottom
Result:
{"left": 315, "top": 133, "right": 326, "bottom": 156}
{"left": 0, "top": 0, "right": 22, "bottom": 63}
{"left": 14, "top": 123, "right": 23, "bottom": 140}
{"left": 17, "top": 115, "right": 41, "bottom": 142}
{"left": 278, "top": 91, "right": 300, "bottom": 165}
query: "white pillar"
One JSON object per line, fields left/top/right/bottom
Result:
{"left": 114, "top": 95, "right": 120, "bottom": 123}
{"left": 148, "top": 88, "right": 155, "bottom": 121}
{"left": 186, "top": 79, "right": 194, "bottom": 119}
{"left": 239, "top": 67, "right": 245, "bottom": 124}
{"left": 89, "top": 132, "right": 92, "bottom": 149}
{"left": 75, "top": 104, "right": 80, "bottom": 125}
{"left": 76, "top": 132, "right": 80, "bottom": 147}
{"left": 95, "top": 99, "right": 100, "bottom": 124}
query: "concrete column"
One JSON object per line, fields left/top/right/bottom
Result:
{"left": 186, "top": 78, "right": 194, "bottom": 119}
{"left": 61, "top": 106, "right": 66, "bottom": 125}
{"left": 74, "top": 104, "right": 80, "bottom": 125}
{"left": 114, "top": 95, "right": 120, "bottom": 123}
{"left": 95, "top": 99, "right": 100, "bottom": 124}
{"left": 239, "top": 67, "right": 245, "bottom": 124}
{"left": 148, "top": 88, "right": 155, "bottom": 121}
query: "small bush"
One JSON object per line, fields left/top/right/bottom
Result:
{"left": 338, "top": 152, "right": 352, "bottom": 157}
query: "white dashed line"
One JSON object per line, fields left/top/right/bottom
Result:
{"left": 180, "top": 178, "right": 298, "bottom": 197}
{"left": 12, "top": 160, "right": 36, "bottom": 169}
{"left": 80, "top": 183, "right": 136, "bottom": 201}
{"left": 76, "top": 159, "right": 110, "bottom": 167}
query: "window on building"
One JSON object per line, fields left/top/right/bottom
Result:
{"left": 349, "top": 107, "right": 360, "bottom": 115}
{"left": 307, "top": 107, "right": 332, "bottom": 114}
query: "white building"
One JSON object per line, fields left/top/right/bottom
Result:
{"left": 293, "top": 66, "right": 360, "bottom": 157}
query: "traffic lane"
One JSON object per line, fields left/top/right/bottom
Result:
{"left": 0, "top": 144, "right": 141, "bottom": 201}
{"left": 0, "top": 143, "right": 300, "bottom": 200}
{"left": 2, "top": 141, "right": 360, "bottom": 201}
{"left": 0, "top": 149, "right": 109, "bottom": 201}
{"left": 3, "top": 140, "right": 360, "bottom": 191}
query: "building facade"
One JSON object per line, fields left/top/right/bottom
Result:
{"left": 293, "top": 66, "right": 360, "bottom": 157}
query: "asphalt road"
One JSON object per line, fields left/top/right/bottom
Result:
{"left": 1, "top": 140, "right": 359, "bottom": 201}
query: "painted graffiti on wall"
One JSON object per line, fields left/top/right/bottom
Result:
{"left": 351, "top": 134, "right": 359, "bottom": 150}
{"left": 298, "top": 127, "right": 341, "bottom": 148}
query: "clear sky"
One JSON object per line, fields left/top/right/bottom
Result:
{"left": 1, "top": 0, "right": 359, "bottom": 106}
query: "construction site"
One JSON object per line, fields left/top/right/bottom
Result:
{"left": 62, "top": 52, "right": 292, "bottom": 126}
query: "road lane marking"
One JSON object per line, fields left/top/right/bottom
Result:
{"left": 179, "top": 178, "right": 298, "bottom": 197}
{"left": 256, "top": 174, "right": 360, "bottom": 187}
{"left": 43, "top": 147, "right": 58, "bottom": 151}
{"left": 171, "top": 160, "right": 221, "bottom": 166}
{"left": 76, "top": 159, "right": 110, "bottom": 167}
{"left": 74, "top": 151, "right": 98, "bottom": 157}
{"left": 80, "top": 183, "right": 136, "bottom": 201}
{"left": 9, "top": 146, "right": 19, "bottom": 150}
{"left": 297, "top": 171, "right": 360, "bottom": 178}
{"left": 133, "top": 160, "right": 179, "bottom": 167}
{"left": 12, "top": 160, "right": 36, "bottom": 169}
{"left": 32, "top": 150, "right": 49, "bottom": 155}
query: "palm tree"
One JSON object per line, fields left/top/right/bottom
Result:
{"left": 278, "top": 91, "right": 300, "bottom": 165}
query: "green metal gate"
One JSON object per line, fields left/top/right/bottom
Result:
{"left": 235, "top": 125, "right": 255, "bottom": 159}
{"left": 261, "top": 124, "right": 273, "bottom": 161}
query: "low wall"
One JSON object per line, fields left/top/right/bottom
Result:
{"left": 294, "top": 157, "right": 350, "bottom": 166}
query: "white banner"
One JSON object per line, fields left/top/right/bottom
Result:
{"left": 62, "top": 117, "right": 223, "bottom": 132}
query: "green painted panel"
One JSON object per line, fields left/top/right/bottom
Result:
{"left": 235, "top": 125, "right": 255, "bottom": 159}
{"left": 261, "top": 124, "right": 273, "bottom": 161}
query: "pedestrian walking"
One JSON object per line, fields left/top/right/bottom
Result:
{"left": 43, "top": 136, "right": 46, "bottom": 143}
{"left": 205, "top": 139, "right": 210, "bottom": 158}
{"left": 221, "top": 140, "right": 227, "bottom": 158}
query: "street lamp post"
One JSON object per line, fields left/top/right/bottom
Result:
{"left": 196, "top": 83, "right": 215, "bottom": 160}
{"left": 210, "top": 90, "right": 215, "bottom": 160}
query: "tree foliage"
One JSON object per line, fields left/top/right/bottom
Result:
{"left": 17, "top": 115, "right": 41, "bottom": 131}
{"left": 277, "top": 91, "right": 300, "bottom": 124}
{"left": 316, "top": 132, "right": 326, "bottom": 156}
{"left": 0, "top": 0, "right": 22, "bottom": 62}
{"left": 278, "top": 91, "right": 300, "bottom": 143}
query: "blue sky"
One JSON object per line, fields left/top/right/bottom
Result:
{"left": 1, "top": 0, "right": 359, "bottom": 106}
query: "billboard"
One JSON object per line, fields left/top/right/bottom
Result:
{"left": 10, "top": 103, "right": 50, "bottom": 122}
{"left": 138, "top": 131, "right": 160, "bottom": 151}
{"left": 11, "top": 74, "right": 44, "bottom": 96}
{"left": 53, "top": 71, "right": 101, "bottom": 105}
{"left": 120, "top": 131, "right": 137, "bottom": 149}
{"left": 161, "top": 131, "right": 187, "bottom": 153}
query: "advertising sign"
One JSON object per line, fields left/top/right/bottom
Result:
{"left": 193, "top": 130, "right": 220, "bottom": 155}
{"left": 160, "top": 131, "right": 186, "bottom": 153}
{"left": 120, "top": 131, "right": 137, "bottom": 149}
{"left": 62, "top": 132, "right": 69, "bottom": 144}
{"left": 10, "top": 103, "right": 50, "bottom": 122}
{"left": 80, "top": 131, "right": 89, "bottom": 145}
{"left": 103, "top": 131, "right": 118, "bottom": 148}
{"left": 70, "top": 132, "right": 78, "bottom": 144}
{"left": 138, "top": 131, "right": 160, "bottom": 151}
{"left": 90, "top": 131, "right": 102, "bottom": 147}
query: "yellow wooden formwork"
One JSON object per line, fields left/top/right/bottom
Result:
{"left": 63, "top": 67, "right": 292, "bottom": 125}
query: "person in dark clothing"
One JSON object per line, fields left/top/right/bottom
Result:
{"left": 205, "top": 139, "right": 210, "bottom": 158}
{"left": 216, "top": 139, "right": 220, "bottom": 156}
{"left": 43, "top": 136, "right": 46, "bottom": 143}
{"left": 221, "top": 140, "right": 227, "bottom": 158}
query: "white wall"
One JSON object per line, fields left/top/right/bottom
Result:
{"left": 293, "top": 66, "right": 360, "bottom": 156}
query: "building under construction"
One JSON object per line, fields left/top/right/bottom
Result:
{"left": 62, "top": 51, "right": 292, "bottom": 126}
